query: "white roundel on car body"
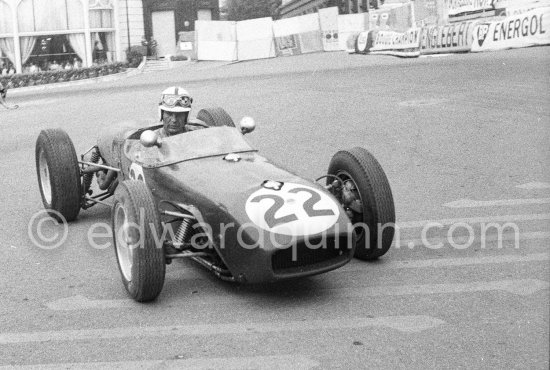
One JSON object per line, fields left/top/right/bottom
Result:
{"left": 129, "top": 162, "right": 145, "bottom": 182}
{"left": 245, "top": 182, "right": 340, "bottom": 236}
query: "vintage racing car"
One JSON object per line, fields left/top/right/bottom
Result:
{"left": 35, "top": 108, "right": 395, "bottom": 302}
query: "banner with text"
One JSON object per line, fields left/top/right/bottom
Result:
{"left": 420, "top": 21, "right": 478, "bottom": 53}
{"left": 273, "top": 13, "right": 323, "bottom": 56}
{"left": 446, "top": 0, "right": 495, "bottom": 17}
{"left": 369, "top": 28, "right": 421, "bottom": 57}
{"left": 494, "top": 0, "right": 550, "bottom": 16}
{"left": 471, "top": 6, "right": 550, "bottom": 51}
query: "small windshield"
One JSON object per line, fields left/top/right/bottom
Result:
{"left": 126, "top": 126, "right": 256, "bottom": 168}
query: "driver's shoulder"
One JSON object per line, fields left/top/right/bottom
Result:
{"left": 185, "top": 117, "right": 209, "bottom": 131}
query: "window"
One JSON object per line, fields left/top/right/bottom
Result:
{"left": 89, "top": 10, "right": 113, "bottom": 29}
{"left": 0, "top": 0, "right": 13, "bottom": 35}
{"left": 17, "top": 0, "right": 85, "bottom": 32}
{"left": 89, "top": 0, "right": 114, "bottom": 29}
{"left": 23, "top": 35, "right": 82, "bottom": 72}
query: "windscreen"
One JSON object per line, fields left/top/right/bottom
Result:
{"left": 126, "top": 126, "right": 256, "bottom": 168}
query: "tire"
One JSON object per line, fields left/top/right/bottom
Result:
{"left": 197, "top": 107, "right": 235, "bottom": 127}
{"left": 35, "top": 129, "right": 81, "bottom": 222}
{"left": 328, "top": 147, "right": 395, "bottom": 260}
{"left": 112, "top": 180, "right": 165, "bottom": 302}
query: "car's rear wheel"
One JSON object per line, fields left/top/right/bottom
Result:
{"left": 328, "top": 147, "right": 395, "bottom": 260}
{"left": 197, "top": 107, "right": 236, "bottom": 127}
{"left": 112, "top": 180, "right": 165, "bottom": 302}
{"left": 35, "top": 129, "right": 81, "bottom": 221}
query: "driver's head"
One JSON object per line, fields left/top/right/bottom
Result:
{"left": 159, "top": 86, "right": 192, "bottom": 136}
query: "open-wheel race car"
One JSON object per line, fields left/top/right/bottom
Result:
{"left": 35, "top": 107, "right": 395, "bottom": 302}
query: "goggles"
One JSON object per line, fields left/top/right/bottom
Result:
{"left": 160, "top": 94, "right": 192, "bottom": 108}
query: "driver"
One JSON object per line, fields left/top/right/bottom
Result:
{"left": 157, "top": 86, "right": 207, "bottom": 138}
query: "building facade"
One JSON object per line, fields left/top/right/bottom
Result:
{"left": 0, "top": 0, "right": 219, "bottom": 74}
{"left": 0, "top": 0, "right": 122, "bottom": 74}
{"left": 279, "top": 0, "right": 377, "bottom": 18}
{"left": 141, "top": 0, "right": 219, "bottom": 57}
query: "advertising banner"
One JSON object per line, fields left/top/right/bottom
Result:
{"left": 338, "top": 13, "right": 369, "bottom": 51}
{"left": 420, "top": 21, "right": 478, "bottom": 53}
{"left": 236, "top": 17, "right": 275, "bottom": 61}
{"left": 319, "top": 7, "right": 340, "bottom": 51}
{"left": 472, "top": 6, "right": 550, "bottom": 51}
{"left": 273, "top": 13, "right": 322, "bottom": 56}
{"left": 355, "top": 30, "right": 377, "bottom": 54}
{"left": 369, "top": 28, "right": 421, "bottom": 57}
{"left": 495, "top": 0, "right": 550, "bottom": 16}
{"left": 369, "top": 4, "right": 414, "bottom": 32}
{"left": 274, "top": 35, "right": 302, "bottom": 56}
{"left": 446, "top": 0, "right": 495, "bottom": 17}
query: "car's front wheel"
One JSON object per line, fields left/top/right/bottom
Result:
{"left": 112, "top": 180, "right": 165, "bottom": 302}
{"left": 328, "top": 147, "right": 395, "bottom": 260}
{"left": 35, "top": 129, "right": 81, "bottom": 221}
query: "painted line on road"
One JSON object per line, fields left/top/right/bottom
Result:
{"left": 341, "top": 253, "right": 550, "bottom": 272}
{"left": 394, "top": 231, "right": 550, "bottom": 249}
{"left": 0, "top": 315, "right": 445, "bottom": 344}
{"left": 516, "top": 182, "right": 550, "bottom": 190}
{"left": 397, "top": 213, "right": 550, "bottom": 229}
{"left": 331, "top": 279, "right": 549, "bottom": 299}
{"left": 0, "top": 355, "right": 319, "bottom": 370}
{"left": 443, "top": 198, "right": 550, "bottom": 208}
{"left": 45, "top": 275, "right": 550, "bottom": 313}
{"left": 46, "top": 295, "right": 134, "bottom": 311}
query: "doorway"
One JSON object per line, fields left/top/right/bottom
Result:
{"left": 152, "top": 11, "right": 176, "bottom": 58}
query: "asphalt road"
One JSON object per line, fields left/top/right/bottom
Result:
{"left": 1, "top": 47, "right": 549, "bottom": 369}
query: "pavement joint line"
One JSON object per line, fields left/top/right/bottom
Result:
{"left": 0, "top": 315, "right": 445, "bottom": 344}
{"left": 397, "top": 213, "right": 550, "bottom": 229}
{"left": 0, "top": 355, "right": 320, "bottom": 370}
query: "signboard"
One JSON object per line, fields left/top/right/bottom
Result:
{"left": 369, "top": 28, "right": 421, "bottom": 57}
{"left": 472, "top": 6, "right": 550, "bottom": 51}
{"left": 420, "top": 21, "right": 478, "bottom": 53}
{"left": 275, "top": 35, "right": 301, "bottom": 56}
{"left": 319, "top": 7, "right": 340, "bottom": 51}
{"left": 446, "top": 0, "right": 495, "bottom": 17}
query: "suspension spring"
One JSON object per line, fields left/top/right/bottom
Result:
{"left": 82, "top": 149, "right": 100, "bottom": 194}
{"left": 173, "top": 218, "right": 193, "bottom": 249}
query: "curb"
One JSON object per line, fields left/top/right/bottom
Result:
{"left": 9, "top": 57, "right": 147, "bottom": 96}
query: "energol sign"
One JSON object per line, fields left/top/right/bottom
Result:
{"left": 472, "top": 6, "right": 550, "bottom": 51}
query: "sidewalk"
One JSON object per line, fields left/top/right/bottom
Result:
{"left": 8, "top": 59, "right": 233, "bottom": 96}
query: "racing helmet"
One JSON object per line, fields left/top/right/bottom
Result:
{"left": 158, "top": 86, "right": 192, "bottom": 120}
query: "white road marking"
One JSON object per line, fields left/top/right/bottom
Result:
{"left": 333, "top": 279, "right": 549, "bottom": 298}
{"left": 341, "top": 253, "right": 550, "bottom": 272}
{"left": 46, "top": 295, "right": 134, "bottom": 311}
{"left": 0, "top": 316, "right": 445, "bottom": 344}
{"left": 394, "top": 231, "right": 550, "bottom": 249}
{"left": 516, "top": 182, "right": 550, "bottom": 190}
{"left": 443, "top": 198, "right": 550, "bottom": 208}
{"left": 0, "top": 355, "right": 319, "bottom": 370}
{"left": 398, "top": 213, "right": 550, "bottom": 229}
